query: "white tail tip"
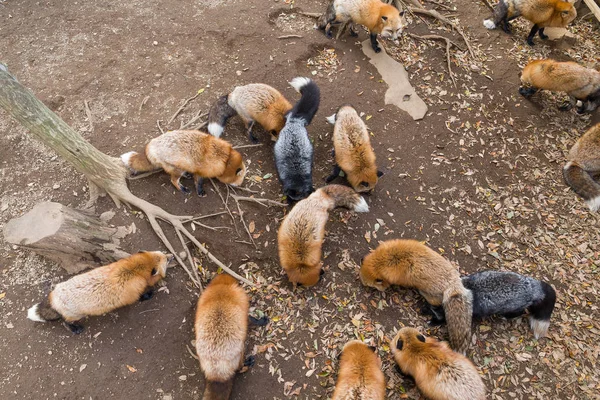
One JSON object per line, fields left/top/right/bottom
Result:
{"left": 120, "top": 151, "right": 136, "bottom": 166}
{"left": 326, "top": 113, "right": 337, "bottom": 124}
{"left": 354, "top": 197, "right": 369, "bottom": 213}
{"left": 483, "top": 19, "right": 496, "bottom": 29}
{"left": 530, "top": 318, "right": 550, "bottom": 339}
{"left": 289, "top": 77, "right": 312, "bottom": 93}
{"left": 208, "top": 122, "right": 224, "bottom": 138}
{"left": 27, "top": 304, "right": 46, "bottom": 323}
{"left": 585, "top": 195, "right": 600, "bottom": 211}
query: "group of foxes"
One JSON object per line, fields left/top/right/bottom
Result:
{"left": 24, "top": 0, "right": 600, "bottom": 398}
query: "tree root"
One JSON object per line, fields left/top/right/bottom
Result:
{"left": 409, "top": 33, "right": 462, "bottom": 87}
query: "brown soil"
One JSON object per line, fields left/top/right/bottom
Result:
{"left": 1, "top": 0, "right": 599, "bottom": 399}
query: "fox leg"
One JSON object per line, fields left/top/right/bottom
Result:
{"left": 169, "top": 173, "right": 191, "bottom": 194}
{"left": 526, "top": 24, "right": 539, "bottom": 46}
{"left": 519, "top": 86, "right": 538, "bottom": 98}
{"left": 63, "top": 321, "right": 84, "bottom": 334}
{"left": 558, "top": 97, "right": 575, "bottom": 111}
{"left": 317, "top": 2, "right": 337, "bottom": 38}
{"left": 193, "top": 174, "right": 206, "bottom": 197}
{"left": 243, "top": 355, "right": 256, "bottom": 368}
{"left": 370, "top": 33, "right": 381, "bottom": 53}
{"left": 325, "top": 164, "right": 342, "bottom": 183}
{"left": 249, "top": 315, "right": 270, "bottom": 326}
{"left": 502, "top": 309, "right": 525, "bottom": 319}
{"left": 348, "top": 22, "right": 358, "bottom": 37}
{"left": 245, "top": 120, "right": 258, "bottom": 143}
{"left": 139, "top": 288, "right": 154, "bottom": 301}
{"left": 538, "top": 27, "right": 548, "bottom": 40}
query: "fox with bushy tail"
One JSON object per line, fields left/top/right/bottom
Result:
{"left": 274, "top": 77, "right": 320, "bottom": 203}
{"left": 563, "top": 124, "right": 600, "bottom": 211}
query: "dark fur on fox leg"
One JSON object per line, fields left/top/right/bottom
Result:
{"left": 370, "top": 33, "right": 381, "bottom": 53}
{"left": 519, "top": 86, "right": 538, "bottom": 98}
{"left": 246, "top": 120, "right": 259, "bottom": 143}
{"left": 526, "top": 24, "right": 539, "bottom": 46}
{"left": 249, "top": 315, "right": 270, "bottom": 326}
{"left": 538, "top": 27, "right": 548, "bottom": 40}
{"left": 195, "top": 176, "right": 206, "bottom": 197}
{"left": 325, "top": 164, "right": 342, "bottom": 183}
{"left": 64, "top": 321, "right": 84, "bottom": 334}
{"left": 558, "top": 99, "right": 574, "bottom": 111}
{"left": 243, "top": 355, "right": 256, "bottom": 367}
{"left": 139, "top": 289, "right": 154, "bottom": 302}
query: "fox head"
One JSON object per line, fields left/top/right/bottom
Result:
{"left": 359, "top": 251, "right": 391, "bottom": 291}
{"left": 379, "top": 5, "right": 406, "bottom": 40}
{"left": 218, "top": 148, "right": 246, "bottom": 186}
{"left": 551, "top": 2, "right": 576, "bottom": 27}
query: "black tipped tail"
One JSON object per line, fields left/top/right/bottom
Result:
{"left": 208, "top": 95, "right": 237, "bottom": 138}
{"left": 202, "top": 379, "right": 234, "bottom": 400}
{"left": 27, "top": 299, "right": 61, "bottom": 323}
{"left": 528, "top": 281, "right": 555, "bottom": 338}
{"left": 288, "top": 77, "right": 320, "bottom": 126}
{"left": 563, "top": 161, "right": 600, "bottom": 211}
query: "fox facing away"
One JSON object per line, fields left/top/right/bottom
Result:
{"left": 317, "top": 0, "right": 406, "bottom": 53}
{"left": 208, "top": 83, "right": 292, "bottom": 142}
{"left": 483, "top": 0, "right": 576, "bottom": 46}
{"left": 563, "top": 124, "right": 600, "bottom": 211}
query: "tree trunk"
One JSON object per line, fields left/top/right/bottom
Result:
{"left": 4, "top": 202, "right": 130, "bottom": 274}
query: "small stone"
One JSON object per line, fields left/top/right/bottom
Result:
{"left": 153, "top": 41, "right": 158, "bottom": 46}
{"left": 179, "top": 251, "right": 187, "bottom": 261}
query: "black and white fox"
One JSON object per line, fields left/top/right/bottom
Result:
{"left": 274, "top": 77, "right": 321, "bottom": 203}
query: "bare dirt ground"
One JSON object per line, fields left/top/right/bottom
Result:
{"left": 1, "top": 0, "right": 600, "bottom": 399}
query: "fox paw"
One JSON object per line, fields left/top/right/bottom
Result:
{"left": 243, "top": 355, "right": 256, "bottom": 367}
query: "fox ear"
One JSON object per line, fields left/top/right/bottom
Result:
{"left": 368, "top": 345, "right": 377, "bottom": 352}
{"left": 381, "top": 15, "right": 388, "bottom": 21}
{"left": 400, "top": 11, "right": 405, "bottom": 17}
{"left": 396, "top": 339, "right": 403, "bottom": 350}
{"left": 416, "top": 334, "right": 426, "bottom": 343}
{"left": 377, "top": 170, "right": 384, "bottom": 178}
{"left": 151, "top": 268, "right": 158, "bottom": 276}
{"left": 561, "top": 10, "right": 570, "bottom": 17}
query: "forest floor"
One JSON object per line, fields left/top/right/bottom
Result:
{"left": 1, "top": 0, "right": 599, "bottom": 399}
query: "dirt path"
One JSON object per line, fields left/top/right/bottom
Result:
{"left": 1, "top": 0, "right": 599, "bottom": 399}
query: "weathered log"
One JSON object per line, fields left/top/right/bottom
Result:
{"left": 3, "top": 202, "right": 130, "bottom": 274}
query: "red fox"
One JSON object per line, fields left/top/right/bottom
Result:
{"left": 332, "top": 340, "right": 386, "bottom": 400}
{"left": 360, "top": 240, "right": 473, "bottom": 354}
{"left": 390, "top": 328, "right": 486, "bottom": 400}
{"left": 278, "top": 185, "right": 369, "bottom": 287}
{"left": 27, "top": 251, "right": 172, "bottom": 334}
{"left": 317, "top": 0, "right": 406, "bottom": 53}
{"left": 208, "top": 83, "right": 292, "bottom": 142}
{"left": 483, "top": 0, "right": 576, "bottom": 46}
{"left": 563, "top": 124, "right": 600, "bottom": 211}
{"left": 519, "top": 59, "right": 600, "bottom": 113}
{"left": 194, "top": 274, "right": 268, "bottom": 400}
{"left": 120, "top": 130, "right": 246, "bottom": 196}
{"left": 326, "top": 105, "right": 383, "bottom": 192}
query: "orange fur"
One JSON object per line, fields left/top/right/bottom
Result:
{"left": 521, "top": 59, "right": 600, "bottom": 100}
{"left": 332, "top": 340, "right": 386, "bottom": 400}
{"left": 47, "top": 251, "right": 169, "bottom": 322}
{"left": 331, "top": 105, "right": 380, "bottom": 192}
{"left": 278, "top": 185, "right": 368, "bottom": 286}
{"left": 121, "top": 130, "right": 246, "bottom": 192}
{"left": 229, "top": 84, "right": 292, "bottom": 136}
{"left": 195, "top": 274, "right": 249, "bottom": 400}
{"left": 390, "top": 328, "right": 486, "bottom": 400}
{"left": 513, "top": 0, "right": 576, "bottom": 27}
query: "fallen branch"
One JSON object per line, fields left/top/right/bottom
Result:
{"left": 409, "top": 33, "right": 462, "bottom": 87}
{"left": 184, "top": 211, "right": 227, "bottom": 223}
{"left": 84, "top": 100, "right": 93, "bottom": 132}
{"left": 409, "top": 7, "right": 475, "bottom": 58}
{"left": 480, "top": 0, "right": 494, "bottom": 11}
{"left": 168, "top": 91, "right": 202, "bottom": 125}
{"left": 210, "top": 179, "right": 238, "bottom": 233}
{"left": 180, "top": 110, "right": 208, "bottom": 130}
{"left": 156, "top": 119, "right": 165, "bottom": 134}
{"left": 233, "top": 144, "right": 263, "bottom": 150}
{"left": 278, "top": 34, "right": 303, "bottom": 39}
{"left": 297, "top": 11, "right": 321, "bottom": 18}
{"left": 231, "top": 195, "right": 287, "bottom": 208}
{"left": 191, "top": 221, "right": 231, "bottom": 231}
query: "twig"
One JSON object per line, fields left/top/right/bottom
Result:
{"left": 139, "top": 308, "right": 160, "bottom": 314}
{"left": 192, "top": 121, "right": 208, "bottom": 131}
{"left": 127, "top": 169, "right": 162, "bottom": 180}
{"left": 183, "top": 211, "right": 227, "bottom": 223}
{"left": 480, "top": 0, "right": 495, "bottom": 11}
{"left": 192, "top": 221, "right": 231, "bottom": 231}
{"left": 168, "top": 91, "right": 202, "bottom": 125}
{"left": 409, "top": 7, "right": 475, "bottom": 58}
{"left": 233, "top": 144, "right": 263, "bottom": 150}
{"left": 297, "top": 11, "right": 321, "bottom": 18}
{"left": 278, "top": 34, "right": 303, "bottom": 39}
{"left": 187, "top": 344, "right": 199, "bottom": 360}
{"left": 84, "top": 100, "right": 93, "bottom": 131}
{"left": 181, "top": 111, "right": 208, "bottom": 130}
{"left": 231, "top": 195, "right": 287, "bottom": 208}
{"left": 227, "top": 185, "right": 259, "bottom": 194}
{"left": 411, "top": 33, "right": 459, "bottom": 87}
{"left": 210, "top": 179, "right": 238, "bottom": 234}
{"left": 232, "top": 195, "right": 257, "bottom": 248}
{"left": 157, "top": 120, "right": 165, "bottom": 134}
{"left": 424, "top": 0, "right": 454, "bottom": 11}
{"left": 139, "top": 95, "right": 150, "bottom": 111}
{"left": 235, "top": 240, "right": 254, "bottom": 245}
{"left": 175, "top": 227, "right": 200, "bottom": 285}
